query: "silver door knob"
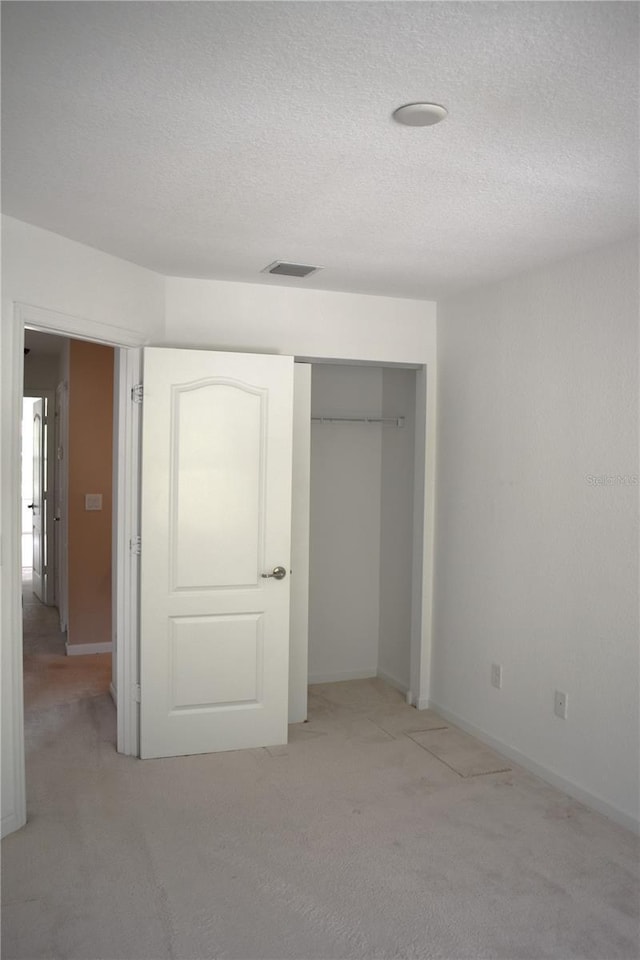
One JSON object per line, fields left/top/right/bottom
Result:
{"left": 261, "top": 566, "right": 287, "bottom": 580}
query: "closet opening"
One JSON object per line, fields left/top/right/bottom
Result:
{"left": 296, "top": 361, "right": 423, "bottom": 716}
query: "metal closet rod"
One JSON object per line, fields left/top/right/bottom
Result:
{"left": 311, "top": 415, "right": 405, "bottom": 427}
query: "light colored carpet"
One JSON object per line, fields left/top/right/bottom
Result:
{"left": 2, "top": 676, "right": 639, "bottom": 960}
{"left": 408, "top": 727, "right": 512, "bottom": 778}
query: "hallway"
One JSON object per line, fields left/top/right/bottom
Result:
{"left": 22, "top": 568, "right": 112, "bottom": 713}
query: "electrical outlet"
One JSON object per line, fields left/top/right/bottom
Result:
{"left": 491, "top": 663, "right": 502, "bottom": 689}
{"left": 554, "top": 690, "right": 568, "bottom": 719}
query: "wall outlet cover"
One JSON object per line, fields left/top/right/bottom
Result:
{"left": 85, "top": 493, "right": 103, "bottom": 511}
{"left": 491, "top": 663, "right": 502, "bottom": 689}
{"left": 554, "top": 690, "right": 568, "bottom": 719}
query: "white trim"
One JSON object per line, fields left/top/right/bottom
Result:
{"left": 428, "top": 699, "right": 640, "bottom": 836}
{"left": 376, "top": 669, "right": 408, "bottom": 696}
{"left": 410, "top": 364, "right": 436, "bottom": 713}
{"left": 114, "top": 347, "right": 142, "bottom": 756}
{"left": 1, "top": 811, "right": 25, "bottom": 840}
{"left": 289, "top": 363, "right": 311, "bottom": 724}
{"left": 66, "top": 641, "right": 113, "bottom": 656}
{"left": 407, "top": 365, "right": 435, "bottom": 711}
{"left": 1, "top": 318, "right": 27, "bottom": 838}
{"left": 308, "top": 669, "right": 378, "bottom": 685}
{"left": 16, "top": 303, "right": 148, "bottom": 348}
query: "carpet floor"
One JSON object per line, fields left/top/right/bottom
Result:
{"left": 2, "top": 601, "right": 639, "bottom": 959}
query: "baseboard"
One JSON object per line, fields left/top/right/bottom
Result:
{"left": 109, "top": 682, "right": 117, "bottom": 706}
{"left": 376, "top": 669, "right": 409, "bottom": 696}
{"left": 427, "top": 698, "right": 640, "bottom": 836}
{"left": 66, "top": 641, "right": 113, "bottom": 656}
{"left": 308, "top": 669, "right": 377, "bottom": 685}
{"left": 1, "top": 809, "right": 27, "bottom": 840}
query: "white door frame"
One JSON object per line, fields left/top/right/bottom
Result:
{"left": 2, "top": 303, "right": 146, "bottom": 838}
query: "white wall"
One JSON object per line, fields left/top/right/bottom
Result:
{"left": 164, "top": 276, "right": 436, "bottom": 364}
{"left": 308, "top": 365, "right": 383, "bottom": 682}
{"left": 378, "top": 368, "right": 416, "bottom": 691}
{"left": 1, "top": 216, "right": 165, "bottom": 340}
{"left": 433, "top": 237, "right": 640, "bottom": 828}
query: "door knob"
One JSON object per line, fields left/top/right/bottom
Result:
{"left": 27, "top": 503, "right": 35, "bottom": 509}
{"left": 261, "top": 566, "right": 287, "bottom": 580}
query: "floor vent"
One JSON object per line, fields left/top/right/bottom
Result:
{"left": 261, "top": 261, "right": 323, "bottom": 279}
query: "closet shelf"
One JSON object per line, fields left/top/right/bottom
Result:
{"left": 311, "top": 416, "right": 405, "bottom": 427}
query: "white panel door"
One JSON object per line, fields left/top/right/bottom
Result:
{"left": 140, "top": 348, "right": 294, "bottom": 759}
{"left": 31, "top": 399, "right": 46, "bottom": 602}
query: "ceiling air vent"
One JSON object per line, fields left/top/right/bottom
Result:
{"left": 261, "top": 261, "right": 323, "bottom": 279}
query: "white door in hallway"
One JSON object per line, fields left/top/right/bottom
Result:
{"left": 139, "top": 348, "right": 294, "bottom": 759}
{"left": 31, "top": 398, "right": 46, "bottom": 602}
{"left": 54, "top": 381, "right": 68, "bottom": 631}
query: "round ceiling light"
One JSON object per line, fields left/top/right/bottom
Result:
{"left": 392, "top": 102, "right": 448, "bottom": 127}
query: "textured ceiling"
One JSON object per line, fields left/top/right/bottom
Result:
{"left": 2, "top": 2, "right": 638, "bottom": 300}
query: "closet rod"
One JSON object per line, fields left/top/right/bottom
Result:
{"left": 311, "top": 416, "right": 405, "bottom": 427}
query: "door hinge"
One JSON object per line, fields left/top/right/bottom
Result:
{"left": 130, "top": 536, "right": 141, "bottom": 555}
{"left": 132, "top": 683, "right": 141, "bottom": 703}
{"left": 131, "top": 383, "right": 143, "bottom": 403}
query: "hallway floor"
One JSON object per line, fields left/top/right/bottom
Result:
{"left": 2, "top": 652, "right": 639, "bottom": 957}
{"left": 22, "top": 569, "right": 112, "bottom": 711}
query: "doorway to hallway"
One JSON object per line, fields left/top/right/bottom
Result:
{"left": 20, "top": 332, "right": 116, "bottom": 748}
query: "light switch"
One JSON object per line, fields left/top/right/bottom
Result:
{"left": 85, "top": 494, "right": 103, "bottom": 511}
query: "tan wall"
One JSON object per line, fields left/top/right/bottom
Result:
{"left": 67, "top": 340, "right": 114, "bottom": 647}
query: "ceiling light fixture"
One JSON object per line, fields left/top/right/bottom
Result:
{"left": 392, "top": 102, "right": 448, "bottom": 127}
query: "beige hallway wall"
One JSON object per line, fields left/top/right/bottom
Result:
{"left": 67, "top": 340, "right": 114, "bottom": 648}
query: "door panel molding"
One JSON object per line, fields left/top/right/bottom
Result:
{"left": 139, "top": 348, "right": 293, "bottom": 760}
